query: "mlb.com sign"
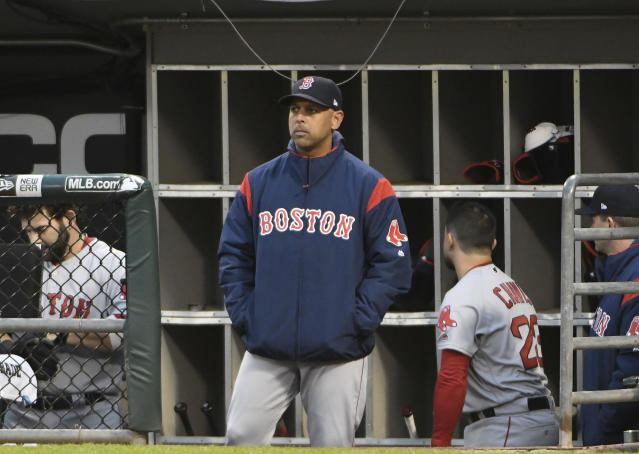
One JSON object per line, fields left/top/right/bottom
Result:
{"left": 0, "top": 174, "right": 142, "bottom": 197}
{"left": 65, "top": 176, "right": 122, "bottom": 191}
{"left": 64, "top": 175, "right": 142, "bottom": 193}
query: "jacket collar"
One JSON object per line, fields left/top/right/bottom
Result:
{"left": 596, "top": 240, "right": 639, "bottom": 282}
{"left": 285, "top": 131, "right": 345, "bottom": 188}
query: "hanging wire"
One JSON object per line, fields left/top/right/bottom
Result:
{"left": 336, "top": 0, "right": 406, "bottom": 86}
{"left": 207, "top": 0, "right": 406, "bottom": 85}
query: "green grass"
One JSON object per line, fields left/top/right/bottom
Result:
{"left": 0, "top": 446, "right": 629, "bottom": 454}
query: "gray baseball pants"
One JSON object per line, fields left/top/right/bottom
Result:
{"left": 3, "top": 395, "right": 122, "bottom": 429}
{"left": 463, "top": 408, "right": 559, "bottom": 447}
{"left": 225, "top": 351, "right": 367, "bottom": 447}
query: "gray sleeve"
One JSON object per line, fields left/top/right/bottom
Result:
{"left": 436, "top": 296, "right": 479, "bottom": 357}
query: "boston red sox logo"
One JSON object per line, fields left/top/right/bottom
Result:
{"left": 627, "top": 316, "right": 639, "bottom": 336}
{"left": 299, "top": 77, "right": 314, "bottom": 90}
{"left": 437, "top": 305, "right": 457, "bottom": 332}
{"left": 628, "top": 316, "right": 639, "bottom": 351}
{"left": 386, "top": 219, "right": 408, "bottom": 246}
{"left": 593, "top": 307, "right": 611, "bottom": 337}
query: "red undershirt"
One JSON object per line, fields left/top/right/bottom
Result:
{"left": 431, "top": 349, "right": 470, "bottom": 447}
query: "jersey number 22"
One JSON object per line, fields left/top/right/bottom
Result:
{"left": 510, "top": 314, "right": 543, "bottom": 369}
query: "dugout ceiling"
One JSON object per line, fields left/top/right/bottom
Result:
{"left": 2, "top": 0, "right": 639, "bottom": 175}
{"left": 2, "top": 0, "right": 639, "bottom": 64}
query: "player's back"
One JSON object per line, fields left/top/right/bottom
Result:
{"left": 438, "top": 263, "right": 551, "bottom": 412}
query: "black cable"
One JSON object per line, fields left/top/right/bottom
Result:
{"left": 8, "top": 0, "right": 109, "bottom": 36}
{"left": 206, "top": 0, "right": 406, "bottom": 86}
{"left": 6, "top": 0, "right": 141, "bottom": 56}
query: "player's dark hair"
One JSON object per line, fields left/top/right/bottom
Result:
{"left": 8, "top": 204, "right": 80, "bottom": 224}
{"left": 445, "top": 201, "right": 496, "bottom": 254}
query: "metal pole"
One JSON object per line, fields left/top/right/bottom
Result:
{"left": 573, "top": 389, "right": 639, "bottom": 405}
{"left": 112, "top": 14, "right": 639, "bottom": 27}
{"left": 560, "top": 172, "right": 639, "bottom": 447}
{"left": 573, "top": 335, "right": 639, "bottom": 350}
{"left": 575, "top": 227, "right": 639, "bottom": 240}
{"left": 0, "top": 429, "right": 145, "bottom": 444}
{"left": 361, "top": 70, "right": 370, "bottom": 165}
{"left": 0, "top": 319, "right": 124, "bottom": 332}
{"left": 559, "top": 174, "right": 578, "bottom": 447}
{"left": 574, "top": 281, "right": 639, "bottom": 295}
{"left": 221, "top": 70, "right": 230, "bottom": 220}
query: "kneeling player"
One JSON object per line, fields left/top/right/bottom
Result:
{"left": 431, "top": 201, "right": 558, "bottom": 447}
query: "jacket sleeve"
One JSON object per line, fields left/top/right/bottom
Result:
{"left": 599, "top": 295, "right": 639, "bottom": 434}
{"left": 355, "top": 178, "right": 412, "bottom": 336}
{"left": 217, "top": 174, "right": 255, "bottom": 335}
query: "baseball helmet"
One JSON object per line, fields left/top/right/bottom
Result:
{"left": 524, "top": 122, "right": 559, "bottom": 152}
{"left": 514, "top": 122, "right": 574, "bottom": 184}
{"left": 463, "top": 159, "right": 504, "bottom": 184}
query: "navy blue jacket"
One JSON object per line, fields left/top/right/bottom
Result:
{"left": 218, "top": 132, "right": 412, "bottom": 361}
{"left": 581, "top": 241, "right": 639, "bottom": 445}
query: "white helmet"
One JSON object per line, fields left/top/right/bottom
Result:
{"left": 524, "top": 122, "right": 558, "bottom": 152}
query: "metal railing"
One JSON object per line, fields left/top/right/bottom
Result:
{"left": 0, "top": 174, "right": 161, "bottom": 443}
{"left": 0, "top": 318, "right": 141, "bottom": 443}
{"left": 560, "top": 173, "right": 639, "bottom": 447}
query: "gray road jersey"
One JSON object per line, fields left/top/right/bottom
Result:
{"left": 39, "top": 238, "right": 126, "bottom": 395}
{"left": 436, "top": 264, "right": 551, "bottom": 413}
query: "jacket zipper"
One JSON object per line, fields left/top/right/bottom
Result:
{"left": 302, "top": 158, "right": 310, "bottom": 190}
{"left": 296, "top": 158, "right": 311, "bottom": 359}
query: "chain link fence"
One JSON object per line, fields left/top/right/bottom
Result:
{"left": 0, "top": 174, "right": 160, "bottom": 443}
{"left": 0, "top": 201, "right": 128, "bottom": 429}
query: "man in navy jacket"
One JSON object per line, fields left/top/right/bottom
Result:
{"left": 576, "top": 184, "right": 639, "bottom": 445}
{"left": 218, "top": 76, "right": 411, "bottom": 446}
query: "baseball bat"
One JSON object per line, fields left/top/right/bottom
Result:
{"left": 402, "top": 407, "right": 418, "bottom": 438}
{"left": 201, "top": 401, "right": 218, "bottom": 434}
{"left": 174, "top": 401, "right": 194, "bottom": 436}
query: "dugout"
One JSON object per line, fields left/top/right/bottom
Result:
{"left": 2, "top": 0, "right": 639, "bottom": 446}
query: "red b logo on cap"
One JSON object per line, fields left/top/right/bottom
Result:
{"left": 300, "top": 77, "right": 314, "bottom": 90}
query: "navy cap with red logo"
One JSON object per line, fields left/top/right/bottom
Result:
{"left": 575, "top": 184, "right": 639, "bottom": 217}
{"left": 278, "top": 76, "right": 343, "bottom": 110}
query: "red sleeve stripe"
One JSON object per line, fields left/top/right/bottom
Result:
{"left": 366, "top": 178, "right": 395, "bottom": 214}
{"left": 239, "top": 173, "right": 252, "bottom": 217}
{"left": 621, "top": 278, "right": 639, "bottom": 306}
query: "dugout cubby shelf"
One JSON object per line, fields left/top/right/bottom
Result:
{"left": 508, "top": 70, "right": 574, "bottom": 171}
{"left": 228, "top": 71, "right": 291, "bottom": 184}
{"left": 157, "top": 70, "right": 222, "bottom": 185}
{"left": 438, "top": 71, "right": 504, "bottom": 185}
{"left": 159, "top": 309, "right": 594, "bottom": 327}
{"left": 510, "top": 199, "right": 563, "bottom": 311}
{"left": 149, "top": 63, "right": 635, "bottom": 443}
{"left": 158, "top": 198, "right": 225, "bottom": 311}
{"left": 368, "top": 71, "right": 433, "bottom": 184}
{"left": 580, "top": 70, "right": 639, "bottom": 175}
{"left": 398, "top": 198, "right": 434, "bottom": 266}
{"left": 161, "top": 325, "right": 226, "bottom": 437}
{"left": 372, "top": 326, "right": 437, "bottom": 438}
